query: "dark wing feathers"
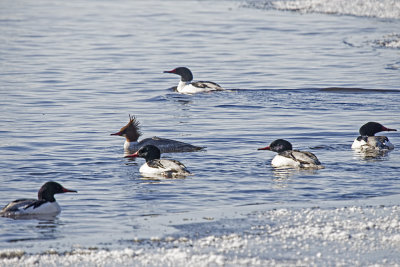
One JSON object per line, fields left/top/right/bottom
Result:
{"left": 1, "top": 199, "right": 35, "bottom": 212}
{"left": 192, "top": 81, "right": 224, "bottom": 90}
{"left": 280, "top": 150, "right": 322, "bottom": 167}
{"left": 147, "top": 159, "right": 191, "bottom": 177}
{"left": 169, "top": 159, "right": 189, "bottom": 171}
{"left": 139, "top": 137, "right": 204, "bottom": 153}
{"left": 24, "top": 199, "right": 47, "bottom": 210}
{"left": 147, "top": 159, "right": 165, "bottom": 169}
{"left": 295, "top": 151, "right": 321, "bottom": 165}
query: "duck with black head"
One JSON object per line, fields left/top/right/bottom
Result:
{"left": 111, "top": 115, "right": 205, "bottom": 154}
{"left": 1, "top": 181, "right": 77, "bottom": 217}
{"left": 258, "top": 139, "right": 324, "bottom": 169}
{"left": 351, "top": 122, "right": 397, "bottom": 151}
{"left": 163, "top": 67, "right": 224, "bottom": 94}
{"left": 125, "top": 145, "right": 191, "bottom": 178}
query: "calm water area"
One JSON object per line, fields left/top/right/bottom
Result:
{"left": 0, "top": 0, "right": 399, "bottom": 265}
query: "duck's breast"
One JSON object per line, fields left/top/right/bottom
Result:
{"left": 352, "top": 136, "right": 367, "bottom": 149}
{"left": 271, "top": 154, "right": 300, "bottom": 168}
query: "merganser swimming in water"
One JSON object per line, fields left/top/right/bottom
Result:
{"left": 111, "top": 115, "right": 205, "bottom": 154}
{"left": 1, "top": 181, "right": 77, "bottom": 217}
{"left": 125, "top": 145, "right": 191, "bottom": 178}
{"left": 258, "top": 139, "right": 324, "bottom": 169}
{"left": 351, "top": 122, "right": 397, "bottom": 151}
{"left": 163, "top": 67, "right": 224, "bottom": 94}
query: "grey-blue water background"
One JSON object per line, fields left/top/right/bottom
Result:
{"left": 0, "top": 0, "right": 399, "bottom": 264}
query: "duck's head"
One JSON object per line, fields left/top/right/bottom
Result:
{"left": 164, "top": 67, "right": 193, "bottom": 82}
{"left": 125, "top": 145, "right": 161, "bottom": 162}
{"left": 111, "top": 114, "right": 142, "bottom": 142}
{"left": 359, "top": 122, "right": 397, "bottom": 136}
{"left": 38, "top": 181, "right": 77, "bottom": 202}
{"left": 258, "top": 139, "right": 293, "bottom": 153}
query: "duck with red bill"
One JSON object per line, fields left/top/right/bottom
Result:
{"left": 1, "top": 181, "right": 77, "bottom": 217}
{"left": 258, "top": 139, "right": 323, "bottom": 169}
{"left": 352, "top": 122, "right": 397, "bottom": 150}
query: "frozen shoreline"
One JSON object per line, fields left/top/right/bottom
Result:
{"left": 1, "top": 0, "right": 399, "bottom": 265}
{"left": 244, "top": 0, "right": 400, "bottom": 19}
{"left": 2, "top": 196, "right": 400, "bottom": 266}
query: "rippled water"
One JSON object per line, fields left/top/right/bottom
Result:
{"left": 0, "top": 0, "right": 399, "bottom": 265}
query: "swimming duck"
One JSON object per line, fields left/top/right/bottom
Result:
{"left": 111, "top": 115, "right": 204, "bottom": 154}
{"left": 1, "top": 181, "right": 77, "bottom": 217}
{"left": 163, "top": 67, "right": 224, "bottom": 94}
{"left": 258, "top": 139, "right": 323, "bottom": 169}
{"left": 125, "top": 145, "right": 191, "bottom": 178}
{"left": 351, "top": 122, "right": 396, "bottom": 151}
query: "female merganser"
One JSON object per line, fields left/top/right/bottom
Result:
{"left": 258, "top": 139, "right": 324, "bottom": 169}
{"left": 1, "top": 181, "right": 77, "bottom": 217}
{"left": 125, "top": 145, "right": 191, "bottom": 178}
{"left": 163, "top": 67, "right": 224, "bottom": 94}
{"left": 111, "top": 115, "right": 204, "bottom": 154}
{"left": 351, "top": 122, "right": 397, "bottom": 150}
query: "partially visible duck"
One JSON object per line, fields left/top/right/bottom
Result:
{"left": 258, "top": 139, "right": 324, "bottom": 169}
{"left": 111, "top": 115, "right": 204, "bottom": 154}
{"left": 163, "top": 67, "right": 224, "bottom": 94}
{"left": 1, "top": 181, "right": 77, "bottom": 217}
{"left": 125, "top": 145, "right": 191, "bottom": 178}
{"left": 351, "top": 122, "right": 397, "bottom": 151}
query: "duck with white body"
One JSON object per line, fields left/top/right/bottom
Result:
{"left": 125, "top": 145, "right": 191, "bottom": 178}
{"left": 258, "top": 139, "right": 324, "bottom": 169}
{"left": 163, "top": 67, "right": 224, "bottom": 94}
{"left": 351, "top": 122, "right": 397, "bottom": 151}
{"left": 1, "top": 181, "right": 77, "bottom": 217}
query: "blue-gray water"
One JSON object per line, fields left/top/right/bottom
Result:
{"left": 0, "top": 0, "right": 399, "bottom": 265}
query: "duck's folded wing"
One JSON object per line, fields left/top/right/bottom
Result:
{"left": 169, "top": 159, "right": 190, "bottom": 172}
{"left": 24, "top": 199, "right": 47, "bottom": 210}
{"left": 146, "top": 159, "right": 190, "bottom": 178}
{"left": 192, "top": 81, "right": 224, "bottom": 90}
{"left": 369, "top": 136, "right": 393, "bottom": 149}
{"left": 147, "top": 159, "right": 165, "bottom": 169}
{"left": 147, "top": 159, "right": 183, "bottom": 170}
{"left": 291, "top": 150, "right": 321, "bottom": 165}
{"left": 160, "top": 159, "right": 189, "bottom": 171}
{"left": 140, "top": 137, "right": 204, "bottom": 153}
{"left": 1, "top": 199, "right": 35, "bottom": 213}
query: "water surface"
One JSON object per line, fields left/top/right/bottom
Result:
{"left": 0, "top": 0, "right": 399, "bottom": 265}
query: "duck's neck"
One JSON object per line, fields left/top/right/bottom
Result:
{"left": 124, "top": 126, "right": 141, "bottom": 142}
{"left": 124, "top": 140, "right": 139, "bottom": 151}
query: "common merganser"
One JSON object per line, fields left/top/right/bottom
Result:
{"left": 1, "top": 181, "right": 77, "bottom": 217}
{"left": 351, "top": 122, "right": 397, "bottom": 150}
{"left": 258, "top": 139, "right": 324, "bottom": 169}
{"left": 163, "top": 67, "right": 224, "bottom": 94}
{"left": 125, "top": 145, "right": 191, "bottom": 178}
{"left": 111, "top": 115, "right": 205, "bottom": 154}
